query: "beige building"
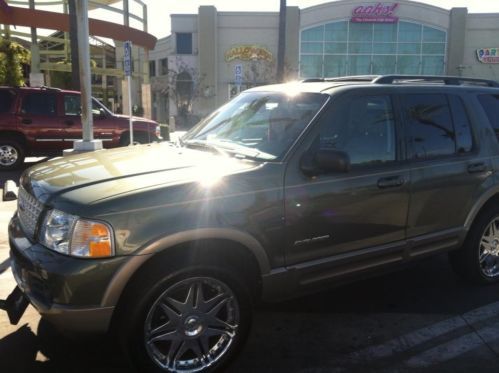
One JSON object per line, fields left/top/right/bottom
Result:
{"left": 150, "top": 0, "right": 499, "bottom": 124}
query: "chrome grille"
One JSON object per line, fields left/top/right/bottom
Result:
{"left": 18, "top": 187, "right": 44, "bottom": 239}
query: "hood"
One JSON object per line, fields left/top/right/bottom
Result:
{"left": 22, "top": 142, "right": 260, "bottom": 205}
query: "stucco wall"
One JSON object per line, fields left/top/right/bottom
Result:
{"left": 463, "top": 14, "right": 499, "bottom": 79}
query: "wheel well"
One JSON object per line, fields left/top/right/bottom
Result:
{"left": 472, "top": 194, "right": 499, "bottom": 227}
{"left": 0, "top": 131, "right": 27, "bottom": 146}
{"left": 114, "top": 239, "right": 262, "bottom": 315}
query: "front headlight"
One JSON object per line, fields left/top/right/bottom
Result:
{"left": 39, "top": 209, "right": 114, "bottom": 258}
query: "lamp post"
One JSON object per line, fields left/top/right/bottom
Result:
{"left": 65, "top": 0, "right": 103, "bottom": 154}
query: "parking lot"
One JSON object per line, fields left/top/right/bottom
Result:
{"left": 2, "top": 158, "right": 499, "bottom": 372}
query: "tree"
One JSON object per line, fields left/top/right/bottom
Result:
{"left": 0, "top": 38, "right": 30, "bottom": 86}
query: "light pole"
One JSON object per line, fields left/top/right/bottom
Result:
{"left": 65, "top": 0, "right": 103, "bottom": 154}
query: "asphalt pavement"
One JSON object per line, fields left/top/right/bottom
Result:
{"left": 2, "top": 156, "right": 499, "bottom": 372}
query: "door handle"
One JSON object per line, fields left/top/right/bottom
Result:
{"left": 377, "top": 176, "right": 405, "bottom": 189}
{"left": 467, "top": 162, "right": 487, "bottom": 174}
{"left": 21, "top": 118, "right": 32, "bottom": 125}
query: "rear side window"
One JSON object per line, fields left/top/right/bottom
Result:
{"left": 21, "top": 93, "right": 56, "bottom": 116}
{"left": 401, "top": 94, "right": 466, "bottom": 160}
{"left": 478, "top": 94, "right": 499, "bottom": 141}
{"left": 0, "top": 90, "right": 15, "bottom": 113}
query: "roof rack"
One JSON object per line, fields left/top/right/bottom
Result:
{"left": 302, "top": 75, "right": 378, "bottom": 83}
{"left": 372, "top": 75, "right": 499, "bottom": 87}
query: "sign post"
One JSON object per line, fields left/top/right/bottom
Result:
{"left": 234, "top": 64, "right": 243, "bottom": 94}
{"left": 124, "top": 40, "right": 133, "bottom": 145}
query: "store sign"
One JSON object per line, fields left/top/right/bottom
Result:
{"left": 477, "top": 48, "right": 499, "bottom": 64}
{"left": 225, "top": 45, "right": 273, "bottom": 62}
{"left": 351, "top": 3, "right": 399, "bottom": 23}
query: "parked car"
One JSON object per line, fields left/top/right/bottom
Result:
{"left": 0, "top": 86, "right": 161, "bottom": 170}
{"left": 7, "top": 75, "right": 499, "bottom": 372}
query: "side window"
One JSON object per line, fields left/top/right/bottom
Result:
{"left": 448, "top": 95, "right": 473, "bottom": 153}
{"left": 64, "top": 95, "right": 81, "bottom": 116}
{"left": 478, "top": 94, "right": 499, "bottom": 141}
{"left": 318, "top": 95, "right": 396, "bottom": 166}
{"left": 21, "top": 93, "right": 56, "bottom": 116}
{"left": 0, "top": 90, "right": 15, "bottom": 113}
{"left": 176, "top": 33, "right": 192, "bottom": 54}
{"left": 401, "top": 94, "right": 455, "bottom": 160}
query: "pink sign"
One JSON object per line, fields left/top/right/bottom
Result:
{"left": 351, "top": 3, "right": 399, "bottom": 23}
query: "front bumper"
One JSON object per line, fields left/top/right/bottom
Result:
{"left": 9, "top": 215, "right": 128, "bottom": 334}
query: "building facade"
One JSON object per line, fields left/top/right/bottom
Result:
{"left": 150, "top": 0, "right": 499, "bottom": 124}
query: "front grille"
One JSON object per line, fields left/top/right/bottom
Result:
{"left": 18, "top": 187, "right": 44, "bottom": 239}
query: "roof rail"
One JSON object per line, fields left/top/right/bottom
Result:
{"left": 372, "top": 75, "right": 499, "bottom": 87}
{"left": 39, "top": 85, "right": 62, "bottom": 91}
{"left": 302, "top": 75, "right": 380, "bottom": 83}
{"left": 324, "top": 75, "right": 380, "bottom": 82}
{"left": 301, "top": 78, "right": 325, "bottom": 83}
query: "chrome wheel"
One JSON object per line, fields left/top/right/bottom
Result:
{"left": 0, "top": 144, "right": 18, "bottom": 167}
{"left": 479, "top": 217, "right": 499, "bottom": 277}
{"left": 144, "top": 277, "right": 240, "bottom": 372}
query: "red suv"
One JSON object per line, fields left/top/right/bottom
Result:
{"left": 0, "top": 86, "right": 161, "bottom": 170}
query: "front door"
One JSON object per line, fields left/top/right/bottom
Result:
{"left": 284, "top": 92, "right": 410, "bottom": 268}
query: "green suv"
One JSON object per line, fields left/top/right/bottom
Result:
{"left": 7, "top": 75, "right": 499, "bottom": 372}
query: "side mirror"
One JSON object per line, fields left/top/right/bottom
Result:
{"left": 92, "top": 108, "right": 106, "bottom": 119}
{"left": 300, "top": 149, "right": 350, "bottom": 176}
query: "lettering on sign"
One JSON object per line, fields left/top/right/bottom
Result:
{"left": 351, "top": 2, "right": 399, "bottom": 23}
{"left": 477, "top": 48, "right": 499, "bottom": 64}
{"left": 225, "top": 45, "right": 273, "bottom": 62}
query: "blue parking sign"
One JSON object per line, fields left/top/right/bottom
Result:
{"left": 124, "top": 41, "right": 132, "bottom": 76}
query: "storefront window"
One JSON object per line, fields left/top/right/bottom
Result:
{"left": 300, "top": 20, "right": 446, "bottom": 78}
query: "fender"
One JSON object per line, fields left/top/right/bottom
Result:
{"left": 464, "top": 184, "right": 499, "bottom": 230}
{"left": 100, "top": 228, "right": 271, "bottom": 307}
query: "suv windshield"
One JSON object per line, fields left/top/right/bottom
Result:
{"left": 182, "top": 91, "right": 328, "bottom": 161}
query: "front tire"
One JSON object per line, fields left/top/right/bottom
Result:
{"left": 120, "top": 266, "right": 252, "bottom": 373}
{"left": 450, "top": 206, "right": 499, "bottom": 284}
{"left": 0, "top": 139, "right": 25, "bottom": 170}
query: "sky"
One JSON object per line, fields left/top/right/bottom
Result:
{"left": 143, "top": 0, "right": 499, "bottom": 39}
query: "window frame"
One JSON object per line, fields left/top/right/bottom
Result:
{"left": 176, "top": 33, "right": 193, "bottom": 55}
{"left": 399, "top": 92, "right": 477, "bottom": 162}
{"left": 299, "top": 91, "right": 404, "bottom": 172}
{"left": 20, "top": 92, "right": 57, "bottom": 116}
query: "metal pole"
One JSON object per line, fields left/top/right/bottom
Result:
{"left": 276, "top": 0, "right": 287, "bottom": 83}
{"left": 75, "top": 0, "right": 93, "bottom": 142}
{"left": 128, "top": 74, "right": 133, "bottom": 144}
{"left": 68, "top": 0, "right": 80, "bottom": 91}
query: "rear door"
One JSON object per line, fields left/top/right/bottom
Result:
{"left": 17, "top": 91, "right": 64, "bottom": 153}
{"left": 401, "top": 91, "right": 488, "bottom": 249}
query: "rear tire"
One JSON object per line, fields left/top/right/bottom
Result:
{"left": 117, "top": 263, "right": 253, "bottom": 373}
{"left": 450, "top": 206, "right": 499, "bottom": 284}
{"left": 0, "top": 139, "right": 25, "bottom": 170}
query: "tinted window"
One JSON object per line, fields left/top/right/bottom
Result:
{"left": 402, "top": 94, "right": 455, "bottom": 160}
{"left": 449, "top": 95, "right": 473, "bottom": 153}
{"left": 478, "top": 94, "right": 499, "bottom": 141}
{"left": 317, "top": 95, "right": 396, "bottom": 166}
{"left": 64, "top": 95, "right": 81, "bottom": 116}
{"left": 149, "top": 60, "right": 156, "bottom": 77}
{"left": 21, "top": 93, "right": 56, "bottom": 116}
{"left": 0, "top": 90, "right": 15, "bottom": 113}
{"left": 159, "top": 58, "right": 168, "bottom": 75}
{"left": 176, "top": 33, "right": 192, "bottom": 54}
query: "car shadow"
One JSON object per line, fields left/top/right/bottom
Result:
{"left": 0, "top": 158, "right": 49, "bottom": 187}
{"left": 0, "top": 319, "right": 132, "bottom": 373}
